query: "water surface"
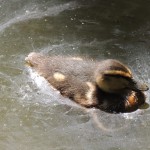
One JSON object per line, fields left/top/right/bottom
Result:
{"left": 0, "top": 0, "right": 150, "bottom": 150}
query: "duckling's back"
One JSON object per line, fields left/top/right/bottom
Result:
{"left": 25, "top": 52, "right": 97, "bottom": 82}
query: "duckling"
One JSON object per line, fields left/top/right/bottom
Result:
{"left": 25, "top": 52, "right": 149, "bottom": 113}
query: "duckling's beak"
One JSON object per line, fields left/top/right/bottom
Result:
{"left": 130, "top": 81, "right": 149, "bottom": 92}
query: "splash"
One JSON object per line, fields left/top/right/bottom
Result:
{"left": 26, "top": 67, "right": 79, "bottom": 107}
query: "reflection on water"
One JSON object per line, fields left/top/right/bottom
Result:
{"left": 0, "top": 0, "right": 150, "bottom": 149}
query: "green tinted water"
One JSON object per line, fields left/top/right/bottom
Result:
{"left": 0, "top": 0, "right": 150, "bottom": 150}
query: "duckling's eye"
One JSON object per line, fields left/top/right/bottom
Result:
{"left": 104, "top": 76, "right": 111, "bottom": 81}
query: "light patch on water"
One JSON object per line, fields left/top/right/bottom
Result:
{"left": 26, "top": 67, "right": 60, "bottom": 104}
{"left": 122, "top": 111, "right": 141, "bottom": 120}
{"left": 0, "top": 1, "right": 79, "bottom": 33}
{"left": 28, "top": 68, "right": 58, "bottom": 94}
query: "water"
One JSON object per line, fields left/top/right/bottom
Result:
{"left": 0, "top": 0, "right": 150, "bottom": 149}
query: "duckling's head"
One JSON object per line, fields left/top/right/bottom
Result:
{"left": 95, "top": 59, "right": 149, "bottom": 94}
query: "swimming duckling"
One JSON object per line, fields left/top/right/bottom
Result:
{"left": 25, "top": 52, "right": 149, "bottom": 113}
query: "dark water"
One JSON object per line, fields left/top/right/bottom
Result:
{"left": 0, "top": 0, "right": 150, "bottom": 150}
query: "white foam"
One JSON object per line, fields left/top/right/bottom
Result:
{"left": 28, "top": 68, "right": 59, "bottom": 96}
{"left": 26, "top": 67, "right": 79, "bottom": 107}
